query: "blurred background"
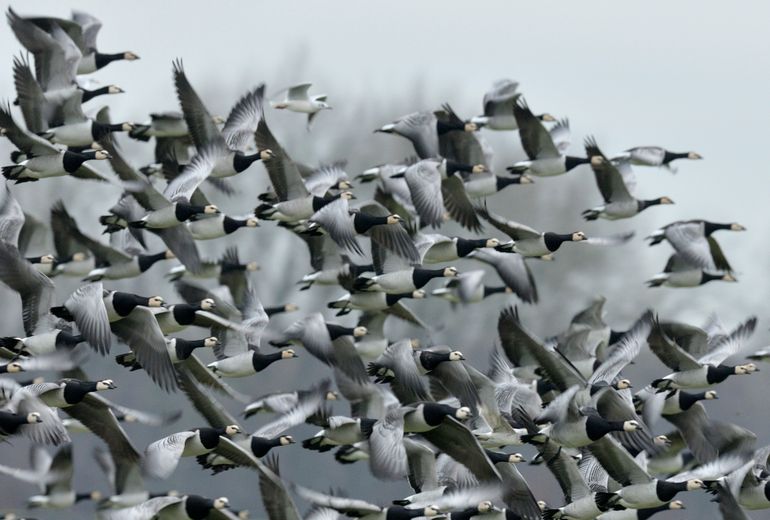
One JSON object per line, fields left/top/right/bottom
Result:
{"left": 1, "top": 0, "right": 769, "bottom": 517}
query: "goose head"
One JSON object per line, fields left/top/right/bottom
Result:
{"left": 654, "top": 435, "right": 672, "bottom": 447}
{"left": 484, "top": 238, "right": 500, "bottom": 248}
{"left": 477, "top": 501, "right": 496, "bottom": 513}
{"left": 686, "top": 479, "right": 706, "bottom": 490}
{"left": 246, "top": 217, "right": 259, "bottom": 228}
{"left": 107, "top": 85, "right": 124, "bottom": 94}
{"left": 423, "top": 505, "right": 441, "bottom": 517}
{"left": 448, "top": 350, "right": 465, "bottom": 361}
{"left": 164, "top": 250, "right": 176, "bottom": 260}
{"left": 246, "top": 261, "right": 260, "bottom": 271}
{"left": 463, "top": 122, "right": 478, "bottom": 132}
{"left": 571, "top": 231, "right": 587, "bottom": 242}
{"left": 96, "top": 379, "right": 117, "bottom": 391}
{"left": 224, "top": 425, "right": 241, "bottom": 436}
{"left": 687, "top": 152, "right": 702, "bottom": 160}
{"left": 721, "top": 273, "right": 737, "bottom": 282}
{"left": 281, "top": 349, "right": 298, "bottom": 359}
{"left": 589, "top": 155, "right": 604, "bottom": 167}
{"left": 519, "top": 173, "right": 534, "bottom": 184}
{"left": 539, "top": 113, "right": 557, "bottom": 122}
{"left": 337, "top": 180, "right": 353, "bottom": 190}
{"left": 39, "top": 254, "right": 56, "bottom": 264}
{"left": 200, "top": 298, "right": 216, "bottom": 311}
{"left": 622, "top": 420, "right": 640, "bottom": 432}
{"left": 411, "top": 289, "right": 427, "bottom": 299}
{"left": 730, "top": 223, "right": 746, "bottom": 231}
{"left": 4, "top": 362, "right": 23, "bottom": 373}
{"left": 325, "top": 391, "right": 339, "bottom": 401}
{"left": 705, "top": 390, "right": 718, "bottom": 400}
{"left": 204, "top": 337, "right": 220, "bottom": 348}
{"left": 212, "top": 497, "right": 229, "bottom": 510}
{"left": 26, "top": 412, "right": 42, "bottom": 424}
{"left": 259, "top": 149, "right": 275, "bottom": 161}
{"left": 147, "top": 296, "right": 165, "bottom": 308}
{"left": 340, "top": 191, "right": 356, "bottom": 201}
{"left": 203, "top": 204, "right": 220, "bottom": 215}
{"left": 279, "top": 435, "right": 295, "bottom": 446}
{"left": 455, "top": 406, "right": 472, "bottom": 420}
{"left": 386, "top": 214, "right": 403, "bottom": 225}
{"left": 614, "top": 379, "right": 632, "bottom": 390}
{"left": 353, "top": 326, "right": 368, "bottom": 337}
{"left": 123, "top": 51, "right": 140, "bottom": 61}
{"left": 735, "top": 363, "right": 757, "bottom": 374}
{"left": 94, "top": 150, "right": 112, "bottom": 160}
{"left": 471, "top": 164, "right": 487, "bottom": 173}
{"left": 71, "top": 251, "right": 88, "bottom": 262}
{"left": 537, "top": 500, "right": 548, "bottom": 511}
{"left": 443, "top": 267, "right": 459, "bottom": 277}
{"left": 508, "top": 452, "right": 526, "bottom": 463}
{"left": 669, "top": 500, "right": 685, "bottom": 510}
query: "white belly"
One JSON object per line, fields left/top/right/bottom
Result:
{"left": 528, "top": 157, "right": 566, "bottom": 177}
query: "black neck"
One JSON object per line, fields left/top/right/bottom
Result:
{"left": 656, "top": 480, "right": 687, "bottom": 501}
{"left": 445, "top": 160, "right": 473, "bottom": 175}
{"left": 80, "top": 85, "right": 112, "bottom": 103}
{"left": 422, "top": 403, "right": 455, "bottom": 426}
{"left": 264, "top": 306, "right": 287, "bottom": 316}
{"left": 637, "top": 504, "right": 674, "bottom": 520}
{"left": 63, "top": 380, "right": 97, "bottom": 404}
{"left": 700, "top": 272, "right": 725, "bottom": 284}
{"left": 564, "top": 156, "right": 590, "bottom": 171}
{"left": 385, "top": 293, "right": 411, "bottom": 306}
{"left": 436, "top": 119, "right": 465, "bottom": 135}
{"left": 703, "top": 221, "right": 732, "bottom": 236}
{"left": 252, "top": 351, "right": 283, "bottom": 372}
{"left": 637, "top": 198, "right": 665, "bottom": 212}
{"left": 199, "top": 427, "right": 224, "bottom": 449}
{"left": 184, "top": 495, "right": 214, "bottom": 520}
{"left": 90, "top": 121, "right": 124, "bottom": 140}
{"left": 175, "top": 203, "right": 206, "bottom": 222}
{"left": 62, "top": 150, "right": 92, "bottom": 173}
{"left": 543, "top": 232, "right": 572, "bottom": 252}
{"left": 94, "top": 52, "right": 128, "bottom": 70}
{"left": 585, "top": 416, "right": 623, "bottom": 441}
{"left": 412, "top": 268, "right": 445, "bottom": 288}
{"left": 496, "top": 175, "right": 522, "bottom": 190}
{"left": 112, "top": 292, "right": 149, "bottom": 316}
{"left": 326, "top": 323, "right": 354, "bottom": 340}
{"left": 233, "top": 151, "right": 261, "bottom": 172}
{"left": 312, "top": 193, "right": 341, "bottom": 212}
{"left": 172, "top": 303, "right": 200, "bottom": 325}
{"left": 250, "top": 435, "right": 282, "bottom": 457}
{"left": 220, "top": 261, "right": 246, "bottom": 274}
{"left": 137, "top": 251, "right": 168, "bottom": 272}
{"left": 706, "top": 365, "right": 734, "bottom": 384}
{"left": 353, "top": 213, "right": 388, "bottom": 234}
{"left": 418, "top": 351, "right": 451, "bottom": 371}
{"left": 483, "top": 285, "right": 508, "bottom": 297}
{"left": 222, "top": 216, "right": 248, "bottom": 234}
{"left": 484, "top": 449, "right": 511, "bottom": 464}
{"left": 678, "top": 391, "right": 706, "bottom": 410}
{"left": 174, "top": 338, "right": 206, "bottom": 360}
{"left": 455, "top": 237, "right": 487, "bottom": 257}
{"left": 662, "top": 151, "right": 689, "bottom": 164}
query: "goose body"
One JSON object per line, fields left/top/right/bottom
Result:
{"left": 207, "top": 350, "right": 295, "bottom": 378}
{"left": 356, "top": 267, "right": 457, "bottom": 294}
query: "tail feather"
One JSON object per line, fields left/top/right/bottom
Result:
{"left": 2, "top": 165, "right": 24, "bottom": 180}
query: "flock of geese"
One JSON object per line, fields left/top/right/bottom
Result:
{"left": 0, "top": 6, "right": 764, "bottom": 520}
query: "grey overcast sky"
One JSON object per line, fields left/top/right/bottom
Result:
{"left": 1, "top": 1, "right": 770, "bottom": 518}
